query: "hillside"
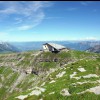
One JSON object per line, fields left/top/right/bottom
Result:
{"left": 0, "top": 42, "right": 19, "bottom": 53}
{"left": 86, "top": 45, "right": 100, "bottom": 53}
{"left": 0, "top": 50, "right": 100, "bottom": 100}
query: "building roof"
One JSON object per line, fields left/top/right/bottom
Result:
{"left": 44, "top": 43, "right": 66, "bottom": 50}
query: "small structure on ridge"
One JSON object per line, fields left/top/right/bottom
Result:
{"left": 43, "top": 43, "right": 68, "bottom": 53}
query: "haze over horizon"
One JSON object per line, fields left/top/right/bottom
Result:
{"left": 0, "top": 1, "right": 100, "bottom": 42}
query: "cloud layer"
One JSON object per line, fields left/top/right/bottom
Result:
{"left": 0, "top": 1, "right": 52, "bottom": 30}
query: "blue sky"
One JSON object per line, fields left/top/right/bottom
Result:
{"left": 0, "top": 1, "right": 100, "bottom": 42}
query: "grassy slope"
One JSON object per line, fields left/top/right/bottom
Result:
{"left": 0, "top": 50, "right": 100, "bottom": 100}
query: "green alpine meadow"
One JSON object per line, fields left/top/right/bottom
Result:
{"left": 0, "top": 49, "right": 100, "bottom": 100}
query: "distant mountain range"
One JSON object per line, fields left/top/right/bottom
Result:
{"left": 0, "top": 41, "right": 100, "bottom": 53}
{"left": 0, "top": 42, "right": 20, "bottom": 53}
{"left": 10, "top": 41, "right": 100, "bottom": 52}
{"left": 86, "top": 45, "right": 100, "bottom": 53}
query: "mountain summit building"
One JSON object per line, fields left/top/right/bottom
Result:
{"left": 43, "top": 43, "right": 68, "bottom": 53}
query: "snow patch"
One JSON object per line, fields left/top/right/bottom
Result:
{"left": 70, "top": 72, "right": 81, "bottom": 80}
{"left": 39, "top": 88, "right": 45, "bottom": 92}
{"left": 77, "top": 86, "right": 100, "bottom": 95}
{"left": 41, "top": 82, "right": 45, "bottom": 86}
{"left": 73, "top": 76, "right": 81, "bottom": 80}
{"left": 87, "top": 86, "right": 100, "bottom": 94}
{"left": 70, "top": 72, "right": 77, "bottom": 78}
{"left": 60, "top": 88, "right": 70, "bottom": 96}
{"left": 30, "top": 90, "right": 41, "bottom": 96}
{"left": 97, "top": 80, "right": 100, "bottom": 83}
{"left": 15, "top": 95, "right": 28, "bottom": 100}
{"left": 56, "top": 71, "right": 66, "bottom": 78}
{"left": 83, "top": 74, "right": 99, "bottom": 78}
{"left": 39, "top": 99, "right": 43, "bottom": 100}
{"left": 70, "top": 73, "right": 99, "bottom": 80}
{"left": 71, "top": 81, "right": 97, "bottom": 86}
{"left": 29, "top": 87, "right": 45, "bottom": 96}
{"left": 49, "top": 92, "right": 55, "bottom": 95}
{"left": 49, "top": 80, "right": 55, "bottom": 83}
{"left": 77, "top": 68, "right": 86, "bottom": 72}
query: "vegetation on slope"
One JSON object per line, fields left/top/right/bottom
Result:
{"left": 0, "top": 50, "right": 100, "bottom": 100}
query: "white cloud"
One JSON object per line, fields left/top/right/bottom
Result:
{"left": 0, "top": 1, "right": 52, "bottom": 30}
{"left": 79, "top": 37, "right": 98, "bottom": 41}
{"left": 18, "top": 25, "right": 33, "bottom": 30}
{"left": 0, "top": 7, "right": 16, "bottom": 14}
{"left": 17, "top": 11, "right": 45, "bottom": 30}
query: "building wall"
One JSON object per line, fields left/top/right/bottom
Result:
{"left": 43, "top": 44, "right": 49, "bottom": 51}
{"left": 43, "top": 44, "right": 54, "bottom": 51}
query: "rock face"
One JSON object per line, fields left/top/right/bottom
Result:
{"left": 86, "top": 45, "right": 100, "bottom": 53}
